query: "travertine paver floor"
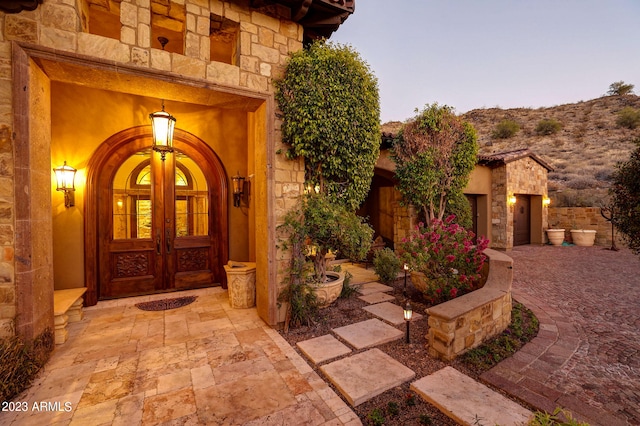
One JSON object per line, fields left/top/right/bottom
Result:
{"left": 482, "top": 245, "right": 640, "bottom": 426}
{"left": 0, "top": 288, "right": 360, "bottom": 426}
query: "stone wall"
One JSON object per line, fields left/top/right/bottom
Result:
{"left": 491, "top": 158, "right": 549, "bottom": 249}
{"left": 426, "top": 249, "right": 513, "bottom": 361}
{"left": 1, "top": 0, "right": 306, "bottom": 336}
{"left": 548, "top": 207, "right": 624, "bottom": 248}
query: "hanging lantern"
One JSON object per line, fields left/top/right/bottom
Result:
{"left": 150, "top": 101, "right": 176, "bottom": 160}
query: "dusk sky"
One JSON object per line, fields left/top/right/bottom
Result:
{"left": 331, "top": 0, "right": 640, "bottom": 123}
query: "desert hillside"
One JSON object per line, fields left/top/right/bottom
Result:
{"left": 461, "top": 94, "right": 640, "bottom": 206}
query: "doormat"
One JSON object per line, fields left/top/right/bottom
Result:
{"left": 135, "top": 296, "right": 197, "bottom": 311}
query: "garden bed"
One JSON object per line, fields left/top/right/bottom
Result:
{"left": 278, "top": 275, "right": 539, "bottom": 425}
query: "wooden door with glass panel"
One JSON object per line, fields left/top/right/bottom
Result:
{"left": 100, "top": 147, "right": 215, "bottom": 299}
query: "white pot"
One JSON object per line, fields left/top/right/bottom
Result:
{"left": 545, "top": 229, "right": 565, "bottom": 246}
{"left": 312, "top": 271, "right": 345, "bottom": 308}
{"left": 570, "top": 230, "right": 596, "bottom": 247}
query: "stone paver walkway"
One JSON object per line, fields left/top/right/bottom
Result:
{"left": 413, "top": 366, "right": 532, "bottom": 426}
{"left": 321, "top": 349, "right": 415, "bottom": 407}
{"left": 0, "top": 288, "right": 360, "bottom": 426}
{"left": 482, "top": 245, "right": 640, "bottom": 426}
{"left": 332, "top": 318, "right": 404, "bottom": 350}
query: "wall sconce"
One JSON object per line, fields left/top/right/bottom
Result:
{"left": 53, "top": 161, "right": 76, "bottom": 208}
{"left": 543, "top": 196, "right": 551, "bottom": 207}
{"left": 149, "top": 100, "right": 176, "bottom": 160}
{"left": 508, "top": 195, "right": 517, "bottom": 206}
{"left": 403, "top": 301, "right": 413, "bottom": 343}
{"left": 231, "top": 172, "right": 245, "bottom": 207}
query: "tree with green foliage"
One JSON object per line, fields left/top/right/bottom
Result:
{"left": 275, "top": 40, "right": 381, "bottom": 210}
{"left": 608, "top": 81, "right": 635, "bottom": 96}
{"left": 392, "top": 103, "right": 478, "bottom": 225}
{"left": 492, "top": 119, "right": 520, "bottom": 139}
{"left": 611, "top": 137, "right": 640, "bottom": 255}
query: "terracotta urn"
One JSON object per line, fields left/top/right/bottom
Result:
{"left": 570, "top": 229, "right": 597, "bottom": 247}
{"left": 312, "top": 271, "right": 345, "bottom": 308}
{"left": 545, "top": 229, "right": 565, "bottom": 246}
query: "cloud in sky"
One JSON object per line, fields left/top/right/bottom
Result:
{"left": 331, "top": 0, "right": 640, "bottom": 123}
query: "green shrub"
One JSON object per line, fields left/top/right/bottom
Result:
{"left": 368, "top": 408, "right": 385, "bottom": 425}
{"left": 373, "top": 248, "right": 402, "bottom": 285}
{"left": 616, "top": 107, "right": 640, "bottom": 129}
{"left": 1, "top": 329, "right": 54, "bottom": 402}
{"left": 492, "top": 119, "right": 520, "bottom": 139}
{"left": 535, "top": 119, "right": 562, "bottom": 135}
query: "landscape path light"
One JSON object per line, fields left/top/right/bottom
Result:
{"left": 403, "top": 301, "right": 413, "bottom": 344}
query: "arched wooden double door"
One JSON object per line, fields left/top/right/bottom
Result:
{"left": 85, "top": 127, "right": 228, "bottom": 303}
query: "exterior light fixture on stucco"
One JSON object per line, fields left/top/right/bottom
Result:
{"left": 543, "top": 196, "right": 551, "bottom": 207}
{"left": 149, "top": 100, "right": 176, "bottom": 161}
{"left": 53, "top": 161, "right": 76, "bottom": 208}
{"left": 508, "top": 195, "right": 517, "bottom": 206}
{"left": 231, "top": 172, "right": 245, "bottom": 207}
{"left": 403, "top": 301, "right": 413, "bottom": 344}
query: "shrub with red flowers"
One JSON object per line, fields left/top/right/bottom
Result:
{"left": 400, "top": 215, "right": 489, "bottom": 304}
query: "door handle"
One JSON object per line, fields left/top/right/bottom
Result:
{"left": 166, "top": 228, "right": 171, "bottom": 254}
{"left": 156, "top": 233, "right": 161, "bottom": 255}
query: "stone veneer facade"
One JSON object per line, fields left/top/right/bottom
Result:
{"left": 1, "top": 0, "right": 309, "bottom": 339}
{"left": 491, "top": 157, "right": 549, "bottom": 250}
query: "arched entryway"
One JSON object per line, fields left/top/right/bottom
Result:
{"left": 84, "top": 126, "right": 228, "bottom": 305}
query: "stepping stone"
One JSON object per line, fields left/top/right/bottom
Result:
{"left": 363, "top": 302, "right": 423, "bottom": 326}
{"left": 320, "top": 348, "right": 415, "bottom": 406}
{"left": 296, "top": 335, "right": 351, "bottom": 364}
{"left": 356, "top": 282, "right": 394, "bottom": 296}
{"left": 342, "top": 263, "right": 379, "bottom": 284}
{"left": 358, "top": 292, "right": 395, "bottom": 304}
{"left": 411, "top": 367, "right": 533, "bottom": 426}
{"left": 332, "top": 318, "right": 403, "bottom": 349}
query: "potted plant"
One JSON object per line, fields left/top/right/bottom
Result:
{"left": 278, "top": 194, "right": 373, "bottom": 315}
{"left": 400, "top": 215, "right": 489, "bottom": 305}
{"left": 570, "top": 229, "right": 597, "bottom": 246}
{"left": 546, "top": 228, "right": 566, "bottom": 246}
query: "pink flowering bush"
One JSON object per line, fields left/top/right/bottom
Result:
{"left": 400, "top": 215, "right": 489, "bottom": 304}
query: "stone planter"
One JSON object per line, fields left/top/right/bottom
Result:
{"left": 570, "top": 229, "right": 597, "bottom": 247}
{"left": 545, "top": 228, "right": 565, "bottom": 246}
{"left": 224, "top": 261, "right": 256, "bottom": 309}
{"left": 410, "top": 271, "right": 429, "bottom": 293}
{"left": 313, "top": 271, "right": 344, "bottom": 308}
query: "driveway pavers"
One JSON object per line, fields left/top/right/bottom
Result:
{"left": 482, "top": 245, "right": 640, "bottom": 425}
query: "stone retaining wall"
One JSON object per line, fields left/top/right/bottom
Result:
{"left": 548, "top": 207, "right": 625, "bottom": 248}
{"left": 426, "top": 249, "right": 513, "bottom": 361}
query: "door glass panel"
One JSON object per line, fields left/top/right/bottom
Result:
{"left": 175, "top": 152, "right": 208, "bottom": 237}
{"left": 113, "top": 149, "right": 152, "bottom": 239}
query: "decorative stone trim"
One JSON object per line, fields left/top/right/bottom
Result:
{"left": 426, "top": 249, "right": 513, "bottom": 360}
